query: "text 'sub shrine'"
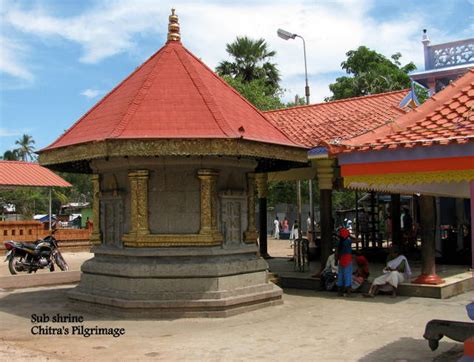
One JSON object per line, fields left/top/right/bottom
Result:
{"left": 38, "top": 9, "right": 308, "bottom": 317}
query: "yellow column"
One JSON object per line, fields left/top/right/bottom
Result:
{"left": 90, "top": 174, "right": 101, "bottom": 245}
{"left": 314, "top": 158, "right": 335, "bottom": 190}
{"left": 314, "top": 158, "right": 336, "bottom": 270}
{"left": 197, "top": 169, "right": 219, "bottom": 235}
{"left": 129, "top": 170, "right": 150, "bottom": 237}
{"left": 244, "top": 173, "right": 258, "bottom": 243}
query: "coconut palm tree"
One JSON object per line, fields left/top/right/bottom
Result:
{"left": 216, "top": 36, "right": 280, "bottom": 93}
{"left": 15, "top": 134, "right": 36, "bottom": 161}
{"left": 2, "top": 149, "right": 20, "bottom": 161}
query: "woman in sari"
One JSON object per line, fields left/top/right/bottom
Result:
{"left": 364, "top": 248, "right": 411, "bottom": 298}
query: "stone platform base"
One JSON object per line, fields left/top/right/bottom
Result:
{"left": 69, "top": 284, "right": 282, "bottom": 318}
{"left": 68, "top": 245, "right": 283, "bottom": 318}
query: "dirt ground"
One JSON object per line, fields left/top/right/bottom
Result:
{"left": 0, "top": 240, "right": 472, "bottom": 361}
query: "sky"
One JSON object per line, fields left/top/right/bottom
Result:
{"left": 1, "top": 0, "right": 473, "bottom": 153}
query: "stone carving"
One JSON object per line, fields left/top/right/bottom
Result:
{"left": 197, "top": 169, "right": 219, "bottom": 235}
{"left": 244, "top": 173, "right": 258, "bottom": 243}
{"left": 90, "top": 174, "right": 101, "bottom": 245}
{"left": 39, "top": 139, "right": 308, "bottom": 167}
{"left": 124, "top": 170, "right": 150, "bottom": 246}
{"left": 222, "top": 201, "right": 242, "bottom": 246}
{"left": 255, "top": 173, "right": 268, "bottom": 199}
{"left": 429, "top": 40, "right": 474, "bottom": 69}
{"left": 219, "top": 190, "right": 246, "bottom": 247}
{"left": 100, "top": 196, "right": 123, "bottom": 247}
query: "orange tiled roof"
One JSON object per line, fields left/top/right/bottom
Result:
{"left": 264, "top": 90, "right": 409, "bottom": 148}
{"left": 337, "top": 69, "right": 474, "bottom": 152}
{"left": 42, "top": 41, "right": 298, "bottom": 152}
{"left": 0, "top": 161, "right": 71, "bottom": 187}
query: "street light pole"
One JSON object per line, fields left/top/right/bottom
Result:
{"left": 277, "top": 28, "right": 312, "bottom": 243}
{"left": 298, "top": 35, "right": 310, "bottom": 105}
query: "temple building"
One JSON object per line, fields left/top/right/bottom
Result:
{"left": 329, "top": 69, "right": 474, "bottom": 284}
{"left": 410, "top": 30, "right": 473, "bottom": 95}
{"left": 38, "top": 10, "right": 308, "bottom": 317}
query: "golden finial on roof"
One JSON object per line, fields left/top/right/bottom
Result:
{"left": 167, "top": 8, "right": 180, "bottom": 42}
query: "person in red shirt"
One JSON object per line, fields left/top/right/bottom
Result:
{"left": 336, "top": 228, "right": 353, "bottom": 296}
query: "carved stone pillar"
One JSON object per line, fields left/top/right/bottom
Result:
{"left": 244, "top": 173, "right": 258, "bottom": 243}
{"left": 91, "top": 174, "right": 101, "bottom": 245}
{"left": 197, "top": 169, "right": 219, "bottom": 235}
{"left": 255, "top": 173, "right": 269, "bottom": 257}
{"left": 129, "top": 170, "right": 150, "bottom": 237}
{"left": 314, "top": 158, "right": 335, "bottom": 271}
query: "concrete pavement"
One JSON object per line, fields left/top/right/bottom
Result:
{"left": 0, "top": 284, "right": 470, "bottom": 361}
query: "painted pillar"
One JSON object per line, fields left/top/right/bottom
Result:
{"left": 255, "top": 173, "right": 269, "bottom": 257}
{"left": 244, "top": 173, "right": 258, "bottom": 244}
{"left": 197, "top": 169, "right": 219, "bottom": 235}
{"left": 90, "top": 174, "right": 101, "bottom": 245}
{"left": 413, "top": 195, "right": 444, "bottom": 285}
{"left": 128, "top": 170, "right": 150, "bottom": 237}
{"left": 315, "top": 158, "right": 335, "bottom": 269}
{"left": 391, "top": 194, "right": 401, "bottom": 246}
{"left": 471, "top": 180, "right": 474, "bottom": 272}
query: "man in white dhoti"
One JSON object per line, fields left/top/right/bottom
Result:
{"left": 273, "top": 216, "right": 280, "bottom": 239}
{"left": 364, "top": 249, "right": 412, "bottom": 298}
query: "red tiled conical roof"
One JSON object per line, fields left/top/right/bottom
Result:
{"left": 43, "top": 41, "right": 299, "bottom": 151}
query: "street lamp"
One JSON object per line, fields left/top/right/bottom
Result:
{"left": 277, "top": 28, "right": 310, "bottom": 105}
{"left": 277, "top": 28, "right": 314, "bottom": 246}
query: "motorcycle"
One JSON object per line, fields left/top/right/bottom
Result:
{"left": 3, "top": 232, "right": 69, "bottom": 275}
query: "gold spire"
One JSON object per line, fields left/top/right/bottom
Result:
{"left": 167, "top": 8, "right": 180, "bottom": 42}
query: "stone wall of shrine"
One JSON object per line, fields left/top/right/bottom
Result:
{"left": 90, "top": 157, "right": 256, "bottom": 248}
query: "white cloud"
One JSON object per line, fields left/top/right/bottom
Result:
{"left": 0, "top": 35, "right": 33, "bottom": 81}
{"left": 1, "top": 0, "right": 467, "bottom": 101}
{"left": 0, "top": 127, "right": 28, "bottom": 137}
{"left": 80, "top": 89, "right": 102, "bottom": 99}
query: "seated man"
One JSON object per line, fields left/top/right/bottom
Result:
{"left": 351, "top": 254, "right": 369, "bottom": 291}
{"left": 364, "top": 248, "right": 411, "bottom": 298}
{"left": 320, "top": 250, "right": 338, "bottom": 291}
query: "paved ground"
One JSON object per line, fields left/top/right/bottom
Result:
{"left": 0, "top": 239, "right": 471, "bottom": 361}
{"left": 0, "top": 285, "right": 470, "bottom": 361}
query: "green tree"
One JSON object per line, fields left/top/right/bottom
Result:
{"left": 327, "top": 46, "right": 417, "bottom": 101}
{"left": 216, "top": 36, "right": 280, "bottom": 93}
{"left": 2, "top": 149, "right": 20, "bottom": 160}
{"left": 15, "top": 134, "right": 36, "bottom": 161}
{"left": 223, "top": 76, "right": 283, "bottom": 111}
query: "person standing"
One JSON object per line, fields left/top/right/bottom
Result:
{"left": 289, "top": 220, "right": 299, "bottom": 247}
{"left": 336, "top": 228, "right": 353, "bottom": 297}
{"left": 273, "top": 216, "right": 280, "bottom": 239}
{"left": 282, "top": 217, "right": 289, "bottom": 233}
{"left": 306, "top": 212, "right": 312, "bottom": 240}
